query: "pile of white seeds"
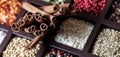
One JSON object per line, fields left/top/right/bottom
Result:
{"left": 2, "top": 37, "right": 40, "bottom": 57}
{"left": 92, "top": 28, "right": 120, "bottom": 57}
{"left": 55, "top": 18, "right": 94, "bottom": 50}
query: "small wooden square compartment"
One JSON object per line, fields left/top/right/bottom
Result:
{"left": 0, "top": 32, "right": 45, "bottom": 57}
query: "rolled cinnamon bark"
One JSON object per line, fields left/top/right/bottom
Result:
{"left": 26, "top": 12, "right": 34, "bottom": 22}
{"left": 22, "top": 12, "right": 31, "bottom": 22}
{"left": 24, "top": 27, "right": 30, "bottom": 33}
{"left": 53, "top": 7, "right": 67, "bottom": 16}
{"left": 39, "top": 4, "right": 59, "bottom": 14}
{"left": 40, "top": 23, "right": 48, "bottom": 31}
{"left": 53, "top": 3, "right": 71, "bottom": 16}
{"left": 17, "top": 18, "right": 26, "bottom": 27}
{"left": 22, "top": 2, "right": 56, "bottom": 25}
{"left": 25, "top": 35, "right": 43, "bottom": 49}
{"left": 24, "top": 25, "right": 36, "bottom": 33}
{"left": 35, "top": 12, "right": 42, "bottom": 17}
{"left": 22, "top": 2, "right": 54, "bottom": 16}
{"left": 17, "top": 12, "right": 34, "bottom": 28}
{"left": 34, "top": 12, "right": 43, "bottom": 23}
{"left": 33, "top": 30, "right": 44, "bottom": 36}
{"left": 11, "top": 23, "right": 20, "bottom": 32}
{"left": 49, "top": 17, "right": 56, "bottom": 29}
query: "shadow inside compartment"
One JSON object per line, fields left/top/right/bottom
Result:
{"left": 105, "top": 0, "right": 116, "bottom": 19}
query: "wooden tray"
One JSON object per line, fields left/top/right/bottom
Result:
{"left": 0, "top": 0, "right": 119, "bottom": 57}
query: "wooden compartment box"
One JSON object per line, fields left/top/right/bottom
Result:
{"left": 0, "top": 0, "right": 120, "bottom": 57}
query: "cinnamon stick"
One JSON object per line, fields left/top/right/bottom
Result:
{"left": 40, "top": 23, "right": 48, "bottom": 31}
{"left": 17, "top": 18, "right": 26, "bottom": 27}
{"left": 24, "top": 25, "right": 36, "bottom": 33}
{"left": 22, "top": 2, "right": 56, "bottom": 28}
{"left": 25, "top": 35, "right": 43, "bottom": 49}
{"left": 26, "top": 12, "right": 35, "bottom": 22}
{"left": 25, "top": 30, "right": 44, "bottom": 49}
{"left": 49, "top": 17, "right": 56, "bottom": 29}
{"left": 53, "top": 3, "right": 71, "bottom": 16}
{"left": 22, "top": 2, "right": 54, "bottom": 17}
{"left": 34, "top": 12, "right": 43, "bottom": 23}
{"left": 39, "top": 4, "right": 59, "bottom": 14}
{"left": 53, "top": 8, "right": 67, "bottom": 16}
{"left": 11, "top": 23, "right": 20, "bottom": 32}
{"left": 17, "top": 12, "right": 31, "bottom": 27}
{"left": 33, "top": 30, "right": 44, "bottom": 36}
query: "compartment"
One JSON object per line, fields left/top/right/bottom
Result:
{"left": 105, "top": 0, "right": 120, "bottom": 23}
{"left": 0, "top": 33, "right": 41, "bottom": 57}
{"left": 53, "top": 17, "right": 95, "bottom": 50}
{"left": 44, "top": 41, "right": 98, "bottom": 57}
{"left": 42, "top": 45, "right": 78, "bottom": 57}
{"left": 0, "top": 0, "right": 118, "bottom": 57}
{"left": 72, "top": 0, "right": 107, "bottom": 17}
{"left": 0, "top": 0, "right": 24, "bottom": 26}
{"left": 89, "top": 24, "right": 120, "bottom": 57}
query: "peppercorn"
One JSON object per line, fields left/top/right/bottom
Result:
{"left": 73, "top": 0, "right": 106, "bottom": 16}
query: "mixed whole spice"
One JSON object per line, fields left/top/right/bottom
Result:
{"left": 2, "top": 37, "right": 40, "bottom": 57}
{"left": 92, "top": 28, "right": 120, "bottom": 57}
{"left": 55, "top": 18, "right": 94, "bottom": 50}
{"left": 109, "top": 0, "right": 120, "bottom": 23}
{"left": 44, "top": 47, "right": 76, "bottom": 57}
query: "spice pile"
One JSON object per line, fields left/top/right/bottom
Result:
{"left": 55, "top": 18, "right": 94, "bottom": 50}
{"left": 0, "top": 0, "right": 22, "bottom": 26}
{"left": 2, "top": 37, "right": 40, "bottom": 57}
{"left": 92, "top": 28, "right": 120, "bottom": 57}
{"left": 0, "top": 30, "right": 6, "bottom": 45}
{"left": 73, "top": 0, "right": 106, "bottom": 16}
{"left": 109, "top": 1, "right": 120, "bottom": 23}
{"left": 43, "top": 0, "right": 65, "bottom": 4}
{"left": 44, "top": 47, "right": 76, "bottom": 57}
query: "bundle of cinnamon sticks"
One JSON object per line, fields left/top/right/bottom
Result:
{"left": 11, "top": 2, "right": 79, "bottom": 49}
